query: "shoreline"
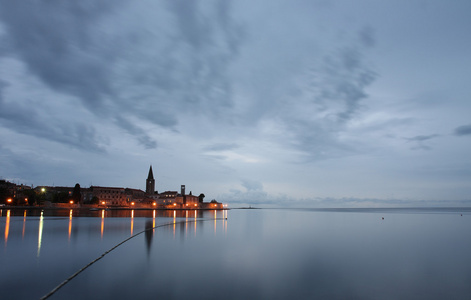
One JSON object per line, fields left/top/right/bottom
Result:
{"left": 0, "top": 205, "right": 229, "bottom": 211}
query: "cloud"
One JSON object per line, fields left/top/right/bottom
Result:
{"left": 0, "top": 1, "right": 118, "bottom": 110}
{"left": 221, "top": 190, "right": 471, "bottom": 208}
{"left": 271, "top": 32, "right": 377, "bottom": 161}
{"left": 115, "top": 116, "right": 157, "bottom": 149}
{"left": 403, "top": 134, "right": 440, "bottom": 151}
{"left": 454, "top": 124, "right": 471, "bottom": 136}
{"left": 0, "top": 79, "right": 104, "bottom": 152}
{"left": 204, "top": 143, "right": 239, "bottom": 152}
{"left": 0, "top": 1, "right": 244, "bottom": 148}
{"left": 358, "top": 26, "right": 376, "bottom": 48}
{"left": 241, "top": 179, "right": 263, "bottom": 191}
{"left": 218, "top": 179, "right": 269, "bottom": 205}
{"left": 405, "top": 134, "right": 440, "bottom": 142}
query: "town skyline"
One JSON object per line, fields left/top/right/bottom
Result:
{"left": 1, "top": 165, "right": 223, "bottom": 209}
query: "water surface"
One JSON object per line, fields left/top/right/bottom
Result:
{"left": 1, "top": 208, "right": 471, "bottom": 299}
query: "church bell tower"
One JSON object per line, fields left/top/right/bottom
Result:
{"left": 146, "top": 165, "right": 155, "bottom": 194}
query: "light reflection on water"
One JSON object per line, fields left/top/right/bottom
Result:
{"left": 0, "top": 208, "right": 471, "bottom": 299}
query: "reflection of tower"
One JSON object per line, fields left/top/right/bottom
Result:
{"left": 146, "top": 165, "right": 155, "bottom": 194}
{"left": 145, "top": 221, "right": 153, "bottom": 257}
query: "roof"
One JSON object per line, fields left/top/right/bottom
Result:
{"left": 147, "top": 165, "right": 154, "bottom": 180}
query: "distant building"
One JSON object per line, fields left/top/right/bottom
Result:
{"left": 91, "top": 186, "right": 127, "bottom": 207}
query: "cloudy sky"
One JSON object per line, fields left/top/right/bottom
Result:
{"left": 1, "top": 0, "right": 470, "bottom": 207}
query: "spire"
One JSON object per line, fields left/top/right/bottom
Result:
{"left": 146, "top": 165, "right": 155, "bottom": 194}
{"left": 147, "top": 165, "right": 154, "bottom": 180}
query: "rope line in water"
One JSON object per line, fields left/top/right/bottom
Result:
{"left": 40, "top": 217, "right": 226, "bottom": 300}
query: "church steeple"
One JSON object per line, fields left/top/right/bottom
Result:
{"left": 146, "top": 165, "right": 155, "bottom": 194}
{"left": 147, "top": 165, "right": 154, "bottom": 180}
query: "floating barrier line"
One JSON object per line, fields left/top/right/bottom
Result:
{"left": 40, "top": 217, "right": 226, "bottom": 300}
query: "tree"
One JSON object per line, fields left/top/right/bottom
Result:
{"left": 23, "top": 189, "right": 37, "bottom": 205}
{"left": 198, "top": 193, "right": 205, "bottom": 203}
{"left": 90, "top": 196, "right": 99, "bottom": 204}
{"left": 0, "top": 187, "right": 12, "bottom": 204}
{"left": 52, "top": 192, "right": 69, "bottom": 203}
{"left": 72, "top": 183, "right": 81, "bottom": 204}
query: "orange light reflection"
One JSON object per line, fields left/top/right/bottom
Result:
{"left": 22, "top": 210, "right": 27, "bottom": 239}
{"left": 130, "top": 210, "right": 134, "bottom": 236}
{"left": 153, "top": 210, "right": 156, "bottom": 233}
{"left": 101, "top": 209, "right": 105, "bottom": 239}
{"left": 68, "top": 209, "right": 73, "bottom": 241}
{"left": 173, "top": 210, "right": 176, "bottom": 238}
{"left": 4, "top": 210, "right": 10, "bottom": 245}
{"left": 194, "top": 210, "right": 197, "bottom": 235}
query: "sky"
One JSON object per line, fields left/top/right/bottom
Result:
{"left": 1, "top": 0, "right": 470, "bottom": 207}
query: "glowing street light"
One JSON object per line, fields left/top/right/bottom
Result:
{"left": 69, "top": 200, "right": 74, "bottom": 204}
{"left": 7, "top": 198, "right": 12, "bottom": 203}
{"left": 41, "top": 188, "right": 45, "bottom": 193}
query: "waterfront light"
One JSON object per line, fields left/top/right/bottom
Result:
{"left": 101, "top": 201, "right": 105, "bottom": 205}
{"left": 7, "top": 198, "right": 12, "bottom": 203}
{"left": 41, "top": 188, "right": 45, "bottom": 193}
{"left": 173, "top": 203, "right": 177, "bottom": 206}
{"left": 153, "top": 202, "right": 156, "bottom": 206}
{"left": 69, "top": 200, "right": 74, "bottom": 204}
{"left": 131, "top": 202, "right": 135, "bottom": 206}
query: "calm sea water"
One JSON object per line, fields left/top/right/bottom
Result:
{"left": 1, "top": 207, "right": 471, "bottom": 299}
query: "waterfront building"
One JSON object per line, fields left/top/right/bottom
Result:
{"left": 91, "top": 186, "right": 128, "bottom": 207}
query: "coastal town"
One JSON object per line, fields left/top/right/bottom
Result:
{"left": 0, "top": 166, "right": 224, "bottom": 210}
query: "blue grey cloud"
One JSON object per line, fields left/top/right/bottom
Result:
{"left": 204, "top": 143, "right": 239, "bottom": 152}
{"left": 115, "top": 116, "right": 157, "bottom": 149}
{"left": 404, "top": 134, "right": 440, "bottom": 151}
{"left": 0, "top": 1, "right": 119, "bottom": 111}
{"left": 405, "top": 134, "right": 440, "bottom": 142}
{"left": 241, "top": 179, "right": 263, "bottom": 191}
{"left": 0, "top": 0, "right": 243, "bottom": 148}
{"left": 0, "top": 79, "right": 104, "bottom": 152}
{"left": 276, "top": 31, "right": 377, "bottom": 161}
{"left": 454, "top": 124, "right": 471, "bottom": 136}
